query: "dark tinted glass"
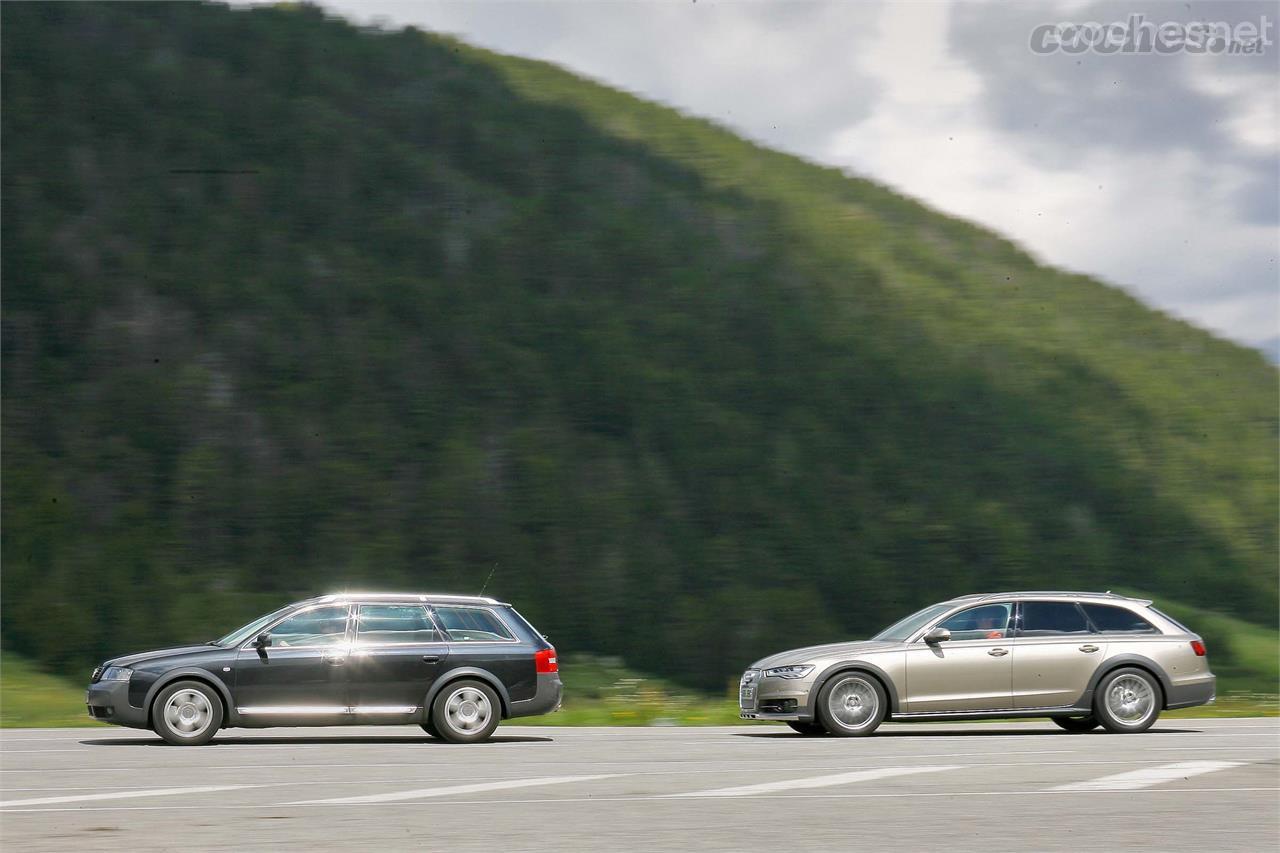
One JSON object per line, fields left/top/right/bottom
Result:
{"left": 356, "top": 604, "right": 440, "bottom": 645}
{"left": 1019, "top": 602, "right": 1090, "bottom": 635}
{"left": 435, "top": 606, "right": 515, "bottom": 642}
{"left": 1081, "top": 604, "right": 1157, "bottom": 634}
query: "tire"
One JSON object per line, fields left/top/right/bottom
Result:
{"left": 1093, "top": 667, "right": 1162, "bottom": 734}
{"left": 419, "top": 719, "right": 441, "bottom": 738}
{"left": 431, "top": 679, "right": 501, "bottom": 743}
{"left": 814, "top": 672, "right": 886, "bottom": 737}
{"left": 787, "top": 721, "right": 828, "bottom": 736}
{"left": 1051, "top": 715, "right": 1100, "bottom": 733}
{"left": 152, "top": 680, "right": 223, "bottom": 746}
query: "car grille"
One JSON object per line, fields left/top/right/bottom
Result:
{"left": 739, "top": 670, "right": 759, "bottom": 710}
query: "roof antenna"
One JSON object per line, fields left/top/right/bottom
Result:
{"left": 478, "top": 563, "right": 498, "bottom": 598}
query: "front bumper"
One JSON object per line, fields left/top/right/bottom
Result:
{"left": 739, "top": 670, "right": 815, "bottom": 722}
{"left": 86, "top": 679, "right": 150, "bottom": 728}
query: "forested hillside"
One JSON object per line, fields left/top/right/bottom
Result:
{"left": 3, "top": 3, "right": 1275, "bottom": 689}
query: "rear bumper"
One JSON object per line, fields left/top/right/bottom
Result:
{"left": 507, "top": 673, "right": 562, "bottom": 719}
{"left": 1166, "top": 674, "right": 1216, "bottom": 710}
{"left": 86, "top": 680, "right": 150, "bottom": 728}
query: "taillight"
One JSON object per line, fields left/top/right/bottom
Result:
{"left": 1190, "top": 640, "right": 1207, "bottom": 657}
{"left": 535, "top": 648, "right": 558, "bottom": 674}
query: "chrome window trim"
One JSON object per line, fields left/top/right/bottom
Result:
{"left": 237, "top": 602, "right": 354, "bottom": 651}
{"left": 430, "top": 604, "right": 520, "bottom": 644}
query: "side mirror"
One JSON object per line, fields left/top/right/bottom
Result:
{"left": 923, "top": 627, "right": 951, "bottom": 645}
{"left": 254, "top": 632, "right": 272, "bottom": 648}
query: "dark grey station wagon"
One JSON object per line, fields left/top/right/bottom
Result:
{"left": 85, "top": 593, "right": 562, "bottom": 744}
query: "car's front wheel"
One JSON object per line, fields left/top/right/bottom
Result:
{"left": 787, "top": 721, "right": 828, "bottom": 736}
{"left": 1051, "top": 715, "right": 1100, "bottom": 733}
{"left": 152, "top": 680, "right": 223, "bottom": 746}
{"left": 815, "top": 672, "right": 886, "bottom": 737}
{"left": 431, "top": 680, "right": 501, "bottom": 743}
{"left": 1094, "top": 667, "right": 1162, "bottom": 734}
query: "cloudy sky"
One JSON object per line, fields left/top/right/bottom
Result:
{"left": 310, "top": 0, "right": 1279, "bottom": 356}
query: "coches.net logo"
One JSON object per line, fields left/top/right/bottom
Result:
{"left": 1030, "top": 14, "right": 1273, "bottom": 55}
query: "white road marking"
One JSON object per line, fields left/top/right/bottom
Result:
{"left": 2, "top": 786, "right": 1275, "bottom": 813}
{"left": 0, "top": 784, "right": 257, "bottom": 808}
{"left": 1054, "top": 761, "right": 1242, "bottom": 792}
{"left": 285, "top": 774, "right": 618, "bottom": 805}
{"left": 675, "top": 765, "right": 960, "bottom": 797}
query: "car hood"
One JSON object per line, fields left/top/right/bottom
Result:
{"left": 751, "top": 639, "right": 898, "bottom": 670}
{"left": 105, "top": 645, "right": 219, "bottom": 668}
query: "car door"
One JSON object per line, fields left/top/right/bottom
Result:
{"left": 232, "top": 603, "right": 353, "bottom": 724}
{"left": 347, "top": 603, "right": 449, "bottom": 720}
{"left": 1010, "top": 600, "right": 1105, "bottom": 708}
{"left": 904, "top": 602, "right": 1014, "bottom": 712}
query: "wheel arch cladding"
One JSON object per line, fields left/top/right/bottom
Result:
{"left": 1090, "top": 656, "right": 1171, "bottom": 709}
{"left": 146, "top": 671, "right": 232, "bottom": 726}
{"left": 814, "top": 663, "right": 897, "bottom": 714}
{"left": 425, "top": 669, "right": 511, "bottom": 718}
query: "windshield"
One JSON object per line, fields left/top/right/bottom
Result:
{"left": 213, "top": 604, "right": 294, "bottom": 647}
{"left": 872, "top": 603, "right": 955, "bottom": 642}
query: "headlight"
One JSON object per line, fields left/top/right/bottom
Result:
{"left": 763, "top": 665, "right": 814, "bottom": 679}
{"left": 100, "top": 666, "right": 132, "bottom": 682}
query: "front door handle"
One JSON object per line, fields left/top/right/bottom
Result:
{"left": 421, "top": 655, "right": 441, "bottom": 664}
{"left": 988, "top": 648, "right": 1008, "bottom": 657}
{"left": 322, "top": 652, "right": 347, "bottom": 666}
{"left": 1079, "top": 644, "right": 1100, "bottom": 653}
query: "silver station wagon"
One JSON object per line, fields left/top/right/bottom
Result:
{"left": 740, "top": 591, "right": 1215, "bottom": 736}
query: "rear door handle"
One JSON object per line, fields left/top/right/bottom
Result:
{"left": 988, "top": 648, "right": 1008, "bottom": 657}
{"left": 1079, "top": 644, "right": 1100, "bottom": 653}
{"left": 322, "top": 652, "right": 347, "bottom": 666}
{"left": 421, "top": 655, "right": 441, "bottom": 664}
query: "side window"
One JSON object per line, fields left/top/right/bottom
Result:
{"left": 1019, "top": 602, "right": 1090, "bottom": 636}
{"left": 269, "top": 605, "right": 349, "bottom": 647}
{"left": 1081, "top": 604, "right": 1158, "bottom": 634}
{"left": 435, "top": 607, "right": 515, "bottom": 642}
{"left": 356, "top": 605, "right": 441, "bottom": 645}
{"left": 936, "top": 603, "right": 1011, "bottom": 641}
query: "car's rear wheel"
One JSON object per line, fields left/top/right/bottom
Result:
{"left": 1094, "top": 667, "right": 1162, "bottom": 733}
{"left": 815, "top": 672, "right": 886, "bottom": 737}
{"left": 787, "top": 721, "right": 828, "bottom": 736}
{"left": 1051, "top": 715, "right": 1100, "bottom": 733}
{"left": 152, "top": 680, "right": 223, "bottom": 746}
{"left": 431, "top": 680, "right": 501, "bottom": 743}
{"left": 419, "top": 719, "right": 441, "bottom": 738}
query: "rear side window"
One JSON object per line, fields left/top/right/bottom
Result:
{"left": 1019, "top": 602, "right": 1090, "bottom": 635}
{"left": 435, "top": 606, "right": 515, "bottom": 642}
{"left": 1081, "top": 604, "right": 1158, "bottom": 634}
{"left": 356, "top": 604, "right": 441, "bottom": 645}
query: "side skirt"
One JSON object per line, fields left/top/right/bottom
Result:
{"left": 890, "top": 706, "right": 1093, "bottom": 723}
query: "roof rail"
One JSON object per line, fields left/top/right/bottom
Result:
{"left": 974, "top": 590, "right": 1150, "bottom": 603}
{"left": 315, "top": 592, "right": 505, "bottom": 605}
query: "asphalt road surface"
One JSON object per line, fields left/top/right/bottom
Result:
{"left": 2, "top": 719, "right": 1276, "bottom": 852}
